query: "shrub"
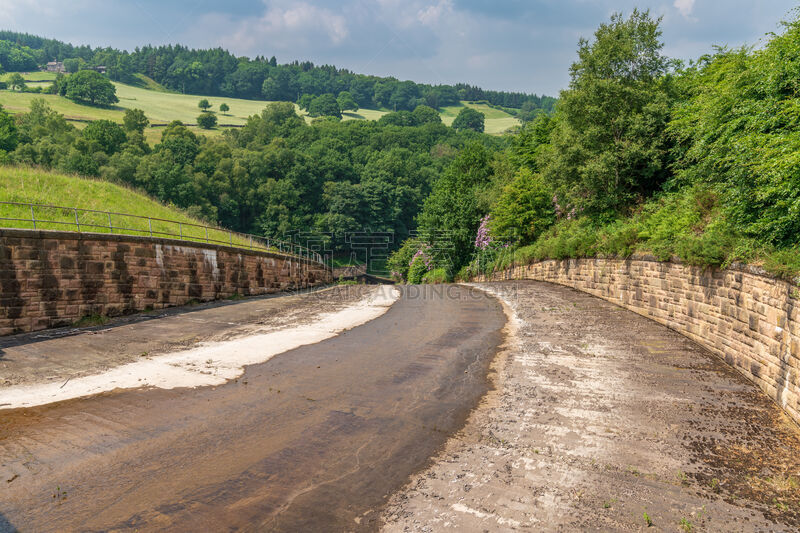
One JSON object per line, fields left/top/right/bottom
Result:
{"left": 197, "top": 112, "right": 217, "bottom": 129}
{"left": 422, "top": 267, "right": 449, "bottom": 284}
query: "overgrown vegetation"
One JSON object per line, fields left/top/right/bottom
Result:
{"left": 390, "top": 8, "right": 800, "bottom": 283}
{"left": 0, "top": 95, "right": 501, "bottom": 254}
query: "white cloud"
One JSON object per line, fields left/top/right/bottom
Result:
{"left": 224, "top": 1, "right": 349, "bottom": 52}
{"left": 417, "top": 0, "right": 454, "bottom": 27}
{"left": 0, "top": 0, "right": 87, "bottom": 25}
{"left": 674, "top": 0, "right": 696, "bottom": 18}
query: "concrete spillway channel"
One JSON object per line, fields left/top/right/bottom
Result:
{"left": 0, "top": 285, "right": 505, "bottom": 531}
{"left": 3, "top": 281, "right": 800, "bottom": 531}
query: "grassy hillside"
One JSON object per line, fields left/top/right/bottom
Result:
{"left": 440, "top": 102, "right": 520, "bottom": 134}
{"left": 0, "top": 166, "right": 268, "bottom": 250}
{"left": 0, "top": 73, "right": 520, "bottom": 136}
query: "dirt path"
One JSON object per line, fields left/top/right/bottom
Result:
{"left": 0, "top": 285, "right": 506, "bottom": 532}
{"left": 383, "top": 281, "right": 800, "bottom": 532}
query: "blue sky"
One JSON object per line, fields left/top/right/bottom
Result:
{"left": 1, "top": 1, "right": 796, "bottom": 95}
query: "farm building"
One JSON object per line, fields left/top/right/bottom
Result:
{"left": 45, "top": 61, "right": 65, "bottom": 73}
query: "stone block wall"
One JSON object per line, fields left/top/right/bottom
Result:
{"left": 477, "top": 258, "right": 800, "bottom": 424}
{"left": 0, "top": 229, "right": 332, "bottom": 335}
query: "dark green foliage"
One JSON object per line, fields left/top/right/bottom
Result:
{"left": 196, "top": 112, "right": 218, "bottom": 129}
{"left": 0, "top": 104, "right": 18, "bottom": 153}
{"left": 378, "top": 111, "right": 416, "bottom": 127}
{"left": 63, "top": 57, "right": 83, "bottom": 73}
{"left": 387, "top": 238, "right": 421, "bottom": 281}
{"left": 417, "top": 143, "right": 494, "bottom": 270}
{"left": 669, "top": 17, "right": 800, "bottom": 247}
{"left": 198, "top": 99, "right": 211, "bottom": 111}
{"left": 0, "top": 40, "right": 42, "bottom": 71}
{"left": 8, "top": 73, "right": 25, "bottom": 91}
{"left": 307, "top": 94, "right": 341, "bottom": 118}
{"left": 412, "top": 105, "right": 442, "bottom": 125}
{"left": 336, "top": 91, "right": 358, "bottom": 112}
{"left": 452, "top": 108, "right": 485, "bottom": 133}
{"left": 82, "top": 120, "right": 127, "bottom": 155}
{"left": 0, "top": 31, "right": 555, "bottom": 113}
{"left": 123, "top": 108, "right": 149, "bottom": 133}
{"left": 541, "top": 9, "right": 673, "bottom": 217}
{"left": 490, "top": 168, "right": 554, "bottom": 243}
{"left": 219, "top": 102, "right": 229, "bottom": 114}
{"left": 6, "top": 100, "right": 484, "bottom": 256}
{"left": 64, "top": 70, "right": 118, "bottom": 105}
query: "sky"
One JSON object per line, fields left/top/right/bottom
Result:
{"left": 0, "top": 0, "right": 797, "bottom": 96}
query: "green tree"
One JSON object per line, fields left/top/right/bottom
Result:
{"left": 0, "top": 104, "right": 18, "bottom": 152}
{"left": 417, "top": 143, "right": 494, "bottom": 269}
{"left": 82, "top": 119, "right": 127, "bottom": 155}
{"left": 219, "top": 102, "right": 230, "bottom": 114}
{"left": 336, "top": 91, "right": 359, "bottom": 112}
{"left": 65, "top": 70, "right": 119, "bottom": 105}
{"left": 8, "top": 72, "right": 25, "bottom": 91}
{"left": 307, "top": 93, "right": 341, "bottom": 118}
{"left": 542, "top": 9, "right": 673, "bottom": 216}
{"left": 198, "top": 98, "right": 211, "bottom": 111}
{"left": 123, "top": 108, "right": 149, "bottom": 133}
{"left": 451, "top": 107, "right": 485, "bottom": 132}
{"left": 490, "top": 168, "right": 555, "bottom": 243}
{"left": 63, "top": 57, "right": 83, "bottom": 73}
{"left": 197, "top": 111, "right": 218, "bottom": 129}
{"left": 412, "top": 105, "right": 442, "bottom": 125}
{"left": 297, "top": 94, "right": 314, "bottom": 110}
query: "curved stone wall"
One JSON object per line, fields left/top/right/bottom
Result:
{"left": 477, "top": 258, "right": 800, "bottom": 424}
{"left": 0, "top": 229, "right": 331, "bottom": 335}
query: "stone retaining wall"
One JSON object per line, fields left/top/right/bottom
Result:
{"left": 0, "top": 229, "right": 331, "bottom": 335}
{"left": 477, "top": 258, "right": 800, "bottom": 424}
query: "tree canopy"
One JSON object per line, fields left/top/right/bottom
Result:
{"left": 196, "top": 112, "right": 218, "bottom": 129}
{"left": 541, "top": 9, "right": 673, "bottom": 216}
{"left": 123, "top": 108, "right": 149, "bottom": 133}
{"left": 452, "top": 108, "right": 485, "bottom": 133}
{"left": 0, "top": 31, "right": 556, "bottom": 114}
{"left": 64, "top": 70, "right": 119, "bottom": 105}
{"left": 307, "top": 94, "right": 341, "bottom": 118}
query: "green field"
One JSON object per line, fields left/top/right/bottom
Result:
{"left": 440, "top": 102, "right": 520, "bottom": 134}
{"left": 0, "top": 166, "right": 280, "bottom": 252}
{"left": 0, "top": 74, "right": 520, "bottom": 136}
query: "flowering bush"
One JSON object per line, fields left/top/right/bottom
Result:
{"left": 475, "top": 215, "right": 492, "bottom": 249}
{"left": 409, "top": 243, "right": 433, "bottom": 270}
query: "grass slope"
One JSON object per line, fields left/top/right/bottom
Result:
{"left": 0, "top": 73, "right": 520, "bottom": 135}
{"left": 0, "top": 166, "right": 268, "bottom": 250}
{"left": 440, "top": 102, "right": 520, "bottom": 134}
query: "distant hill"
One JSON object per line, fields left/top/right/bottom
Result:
{"left": 0, "top": 72, "right": 522, "bottom": 139}
{"left": 0, "top": 30, "right": 556, "bottom": 117}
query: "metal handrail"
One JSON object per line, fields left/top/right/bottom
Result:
{"left": 0, "top": 201, "right": 324, "bottom": 264}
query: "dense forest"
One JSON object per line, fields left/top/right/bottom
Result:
{"left": 0, "top": 31, "right": 555, "bottom": 115}
{"left": 387, "top": 9, "right": 800, "bottom": 283}
{"left": 0, "top": 97, "right": 501, "bottom": 252}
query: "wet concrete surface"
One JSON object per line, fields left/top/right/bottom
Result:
{"left": 383, "top": 281, "right": 800, "bottom": 531}
{"left": 0, "top": 285, "right": 505, "bottom": 532}
{"left": 0, "top": 285, "right": 376, "bottom": 389}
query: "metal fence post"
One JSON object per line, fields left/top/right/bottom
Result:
{"left": 179, "top": 222, "right": 183, "bottom": 240}
{"left": 148, "top": 218, "right": 153, "bottom": 237}
{"left": 205, "top": 227, "right": 209, "bottom": 243}
{"left": 74, "top": 208, "right": 81, "bottom": 232}
{"left": 108, "top": 212, "right": 113, "bottom": 234}
{"left": 30, "top": 204, "right": 36, "bottom": 230}
{"left": 249, "top": 235, "right": 252, "bottom": 250}
{"left": 229, "top": 231, "right": 233, "bottom": 246}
